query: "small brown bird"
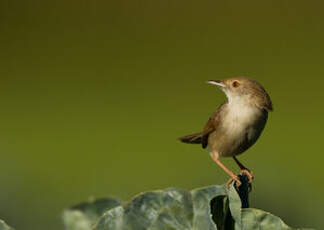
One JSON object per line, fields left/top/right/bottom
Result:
{"left": 179, "top": 77, "right": 273, "bottom": 186}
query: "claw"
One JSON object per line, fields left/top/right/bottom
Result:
{"left": 240, "top": 169, "right": 254, "bottom": 183}
{"left": 226, "top": 175, "right": 242, "bottom": 188}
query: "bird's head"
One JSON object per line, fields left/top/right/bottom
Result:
{"left": 207, "top": 77, "right": 273, "bottom": 111}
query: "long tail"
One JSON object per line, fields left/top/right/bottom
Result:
{"left": 178, "top": 132, "right": 203, "bottom": 144}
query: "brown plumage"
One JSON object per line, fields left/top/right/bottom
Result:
{"left": 179, "top": 77, "right": 273, "bottom": 187}
{"left": 179, "top": 101, "right": 226, "bottom": 148}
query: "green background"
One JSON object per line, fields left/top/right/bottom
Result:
{"left": 1, "top": 1, "right": 323, "bottom": 229}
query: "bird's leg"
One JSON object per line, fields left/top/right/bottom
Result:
{"left": 211, "top": 152, "right": 241, "bottom": 187}
{"left": 233, "top": 156, "right": 254, "bottom": 182}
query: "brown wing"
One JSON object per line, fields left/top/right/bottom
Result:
{"left": 201, "top": 101, "right": 227, "bottom": 149}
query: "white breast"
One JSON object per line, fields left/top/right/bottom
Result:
{"left": 223, "top": 96, "right": 261, "bottom": 137}
{"left": 208, "top": 95, "right": 266, "bottom": 158}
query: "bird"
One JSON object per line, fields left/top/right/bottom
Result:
{"left": 179, "top": 77, "right": 273, "bottom": 187}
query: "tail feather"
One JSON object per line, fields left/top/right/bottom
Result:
{"left": 178, "top": 132, "right": 203, "bottom": 144}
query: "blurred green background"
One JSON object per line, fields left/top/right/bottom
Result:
{"left": 1, "top": 0, "right": 323, "bottom": 229}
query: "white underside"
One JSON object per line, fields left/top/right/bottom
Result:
{"left": 209, "top": 94, "right": 263, "bottom": 158}
{"left": 223, "top": 96, "right": 260, "bottom": 137}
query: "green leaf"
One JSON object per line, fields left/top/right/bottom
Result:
{"left": 63, "top": 197, "right": 121, "bottom": 230}
{"left": 227, "top": 184, "right": 314, "bottom": 230}
{"left": 94, "top": 184, "right": 314, "bottom": 230}
{"left": 96, "top": 185, "right": 227, "bottom": 230}
{"left": 0, "top": 219, "right": 14, "bottom": 230}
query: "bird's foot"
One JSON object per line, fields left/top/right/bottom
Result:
{"left": 239, "top": 169, "right": 254, "bottom": 183}
{"left": 226, "top": 175, "right": 242, "bottom": 188}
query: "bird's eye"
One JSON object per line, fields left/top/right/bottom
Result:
{"left": 232, "top": 81, "right": 240, "bottom": 88}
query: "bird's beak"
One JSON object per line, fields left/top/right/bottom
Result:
{"left": 206, "top": 80, "right": 226, "bottom": 88}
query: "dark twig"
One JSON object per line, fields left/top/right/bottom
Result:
{"left": 234, "top": 174, "right": 250, "bottom": 208}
